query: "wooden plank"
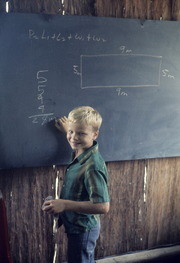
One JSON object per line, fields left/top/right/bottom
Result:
{"left": 64, "top": 0, "right": 95, "bottom": 15}
{"left": 172, "top": 0, "right": 180, "bottom": 20}
{"left": 95, "top": 160, "right": 147, "bottom": 258}
{"left": 146, "top": 0, "right": 172, "bottom": 20}
{"left": 94, "top": 0, "right": 126, "bottom": 18}
{"left": 0, "top": 166, "right": 66, "bottom": 263}
{"left": 9, "top": 0, "right": 63, "bottom": 14}
{"left": 94, "top": 0, "right": 172, "bottom": 20}
{"left": 96, "top": 245, "right": 180, "bottom": 263}
{"left": 145, "top": 157, "right": 180, "bottom": 247}
{"left": 0, "top": 190, "right": 13, "bottom": 263}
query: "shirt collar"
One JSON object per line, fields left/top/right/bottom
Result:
{"left": 73, "top": 141, "right": 98, "bottom": 165}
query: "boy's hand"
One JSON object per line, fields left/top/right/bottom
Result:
{"left": 42, "top": 199, "right": 110, "bottom": 215}
{"left": 42, "top": 199, "right": 66, "bottom": 214}
{"left": 55, "top": 116, "right": 69, "bottom": 134}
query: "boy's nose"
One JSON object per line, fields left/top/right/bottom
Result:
{"left": 71, "top": 133, "right": 78, "bottom": 140}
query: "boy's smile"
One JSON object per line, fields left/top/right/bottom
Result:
{"left": 67, "top": 122, "right": 99, "bottom": 157}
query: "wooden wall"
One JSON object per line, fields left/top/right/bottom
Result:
{"left": 0, "top": 0, "right": 180, "bottom": 262}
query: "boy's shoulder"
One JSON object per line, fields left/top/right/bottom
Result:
{"left": 80, "top": 145, "right": 107, "bottom": 173}
{"left": 79, "top": 141, "right": 102, "bottom": 163}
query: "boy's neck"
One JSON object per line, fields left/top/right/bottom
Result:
{"left": 74, "top": 149, "right": 85, "bottom": 159}
{"left": 74, "top": 141, "right": 95, "bottom": 159}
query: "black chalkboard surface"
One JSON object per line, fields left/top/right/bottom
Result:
{"left": 0, "top": 13, "right": 180, "bottom": 169}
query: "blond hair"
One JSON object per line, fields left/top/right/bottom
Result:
{"left": 68, "top": 106, "right": 102, "bottom": 131}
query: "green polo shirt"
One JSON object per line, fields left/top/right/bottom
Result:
{"left": 59, "top": 141, "right": 109, "bottom": 233}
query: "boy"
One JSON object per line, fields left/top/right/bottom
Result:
{"left": 42, "top": 106, "right": 110, "bottom": 263}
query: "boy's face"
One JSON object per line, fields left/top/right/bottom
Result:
{"left": 66, "top": 122, "right": 99, "bottom": 155}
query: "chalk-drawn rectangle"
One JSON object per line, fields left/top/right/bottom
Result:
{"left": 81, "top": 54, "right": 162, "bottom": 89}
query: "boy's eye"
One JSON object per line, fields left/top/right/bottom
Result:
{"left": 79, "top": 132, "right": 86, "bottom": 136}
{"left": 68, "top": 130, "right": 87, "bottom": 136}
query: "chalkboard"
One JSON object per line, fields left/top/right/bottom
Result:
{"left": 0, "top": 13, "right": 180, "bottom": 169}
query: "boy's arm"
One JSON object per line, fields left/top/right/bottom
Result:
{"left": 55, "top": 116, "right": 68, "bottom": 134}
{"left": 42, "top": 199, "right": 110, "bottom": 215}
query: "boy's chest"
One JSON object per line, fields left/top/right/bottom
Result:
{"left": 61, "top": 163, "right": 88, "bottom": 200}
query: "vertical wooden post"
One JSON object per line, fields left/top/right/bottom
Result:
{"left": 0, "top": 190, "right": 13, "bottom": 263}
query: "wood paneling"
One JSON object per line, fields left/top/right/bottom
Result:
{"left": 63, "top": 0, "right": 96, "bottom": 15}
{"left": 96, "top": 160, "right": 147, "bottom": 258}
{"left": 145, "top": 157, "right": 180, "bottom": 247}
{"left": 9, "top": 0, "right": 63, "bottom": 14}
{"left": 94, "top": 0, "right": 173, "bottom": 20}
{"left": 172, "top": 0, "right": 180, "bottom": 20}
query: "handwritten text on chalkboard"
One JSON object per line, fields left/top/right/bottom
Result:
{"left": 29, "top": 30, "right": 107, "bottom": 43}
{"left": 28, "top": 70, "right": 55, "bottom": 125}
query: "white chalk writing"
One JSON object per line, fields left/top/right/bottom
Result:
{"left": 29, "top": 113, "right": 54, "bottom": 125}
{"left": 116, "top": 88, "right": 128, "bottom": 96}
{"left": 28, "top": 29, "right": 107, "bottom": 43}
{"left": 73, "top": 65, "right": 81, "bottom": 76}
{"left": 119, "top": 46, "right": 132, "bottom": 54}
{"left": 28, "top": 70, "right": 55, "bottom": 125}
{"left": 162, "top": 69, "right": 175, "bottom": 79}
{"left": 36, "top": 70, "right": 48, "bottom": 112}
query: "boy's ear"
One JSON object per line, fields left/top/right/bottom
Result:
{"left": 93, "top": 130, "right": 99, "bottom": 140}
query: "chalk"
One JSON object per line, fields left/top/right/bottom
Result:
{"left": 42, "top": 195, "right": 53, "bottom": 210}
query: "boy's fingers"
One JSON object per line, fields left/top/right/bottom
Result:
{"left": 42, "top": 201, "right": 51, "bottom": 210}
{"left": 45, "top": 200, "right": 52, "bottom": 205}
{"left": 42, "top": 200, "right": 52, "bottom": 211}
{"left": 60, "top": 116, "right": 68, "bottom": 123}
{"left": 56, "top": 116, "right": 67, "bottom": 124}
